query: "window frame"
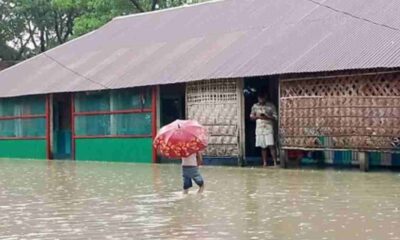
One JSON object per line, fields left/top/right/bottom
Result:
{"left": 72, "top": 87, "right": 153, "bottom": 139}
{"left": 0, "top": 96, "right": 47, "bottom": 140}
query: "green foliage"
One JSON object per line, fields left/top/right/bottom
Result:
{"left": 0, "top": 0, "right": 83, "bottom": 59}
{"left": 73, "top": 0, "right": 137, "bottom": 37}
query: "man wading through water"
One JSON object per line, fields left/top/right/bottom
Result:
{"left": 250, "top": 92, "right": 278, "bottom": 167}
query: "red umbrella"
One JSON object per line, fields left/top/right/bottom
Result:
{"left": 153, "top": 120, "right": 208, "bottom": 159}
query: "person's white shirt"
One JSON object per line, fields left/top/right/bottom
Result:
{"left": 182, "top": 154, "right": 197, "bottom": 166}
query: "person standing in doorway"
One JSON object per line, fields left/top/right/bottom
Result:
{"left": 250, "top": 92, "right": 278, "bottom": 167}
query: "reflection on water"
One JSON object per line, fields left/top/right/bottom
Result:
{"left": 0, "top": 159, "right": 399, "bottom": 239}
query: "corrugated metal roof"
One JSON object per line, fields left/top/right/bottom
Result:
{"left": 1, "top": 0, "right": 400, "bottom": 98}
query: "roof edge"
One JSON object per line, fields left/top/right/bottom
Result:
{"left": 1, "top": 67, "right": 399, "bottom": 99}
{"left": 113, "top": 0, "right": 224, "bottom": 20}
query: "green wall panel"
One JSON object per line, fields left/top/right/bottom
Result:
{"left": 0, "top": 140, "right": 46, "bottom": 159}
{"left": 75, "top": 138, "right": 153, "bottom": 163}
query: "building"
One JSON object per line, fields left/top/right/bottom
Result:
{"left": 0, "top": 0, "right": 400, "bottom": 169}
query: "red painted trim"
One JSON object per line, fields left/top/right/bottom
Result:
{"left": 0, "top": 114, "right": 45, "bottom": 120}
{"left": 0, "top": 137, "right": 46, "bottom": 140}
{"left": 74, "top": 134, "right": 152, "bottom": 139}
{"left": 74, "top": 109, "right": 152, "bottom": 116}
{"left": 45, "top": 95, "right": 51, "bottom": 160}
{"left": 151, "top": 86, "right": 157, "bottom": 163}
{"left": 71, "top": 93, "right": 76, "bottom": 160}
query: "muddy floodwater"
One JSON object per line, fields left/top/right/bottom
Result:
{"left": 0, "top": 159, "right": 399, "bottom": 240}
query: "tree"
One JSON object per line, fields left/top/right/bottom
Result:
{"left": 0, "top": 0, "right": 28, "bottom": 60}
{"left": 72, "top": 0, "right": 138, "bottom": 37}
{"left": 0, "top": 0, "right": 84, "bottom": 59}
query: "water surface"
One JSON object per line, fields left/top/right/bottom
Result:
{"left": 0, "top": 159, "right": 399, "bottom": 239}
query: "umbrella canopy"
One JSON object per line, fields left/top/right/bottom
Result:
{"left": 153, "top": 120, "right": 208, "bottom": 159}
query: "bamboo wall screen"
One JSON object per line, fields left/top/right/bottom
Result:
{"left": 186, "top": 79, "right": 240, "bottom": 157}
{"left": 280, "top": 73, "right": 400, "bottom": 152}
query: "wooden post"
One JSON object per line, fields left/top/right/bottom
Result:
{"left": 237, "top": 78, "right": 246, "bottom": 167}
{"left": 70, "top": 93, "right": 75, "bottom": 160}
{"left": 156, "top": 85, "right": 161, "bottom": 131}
{"left": 278, "top": 77, "right": 286, "bottom": 169}
{"left": 152, "top": 86, "right": 158, "bottom": 163}
{"left": 45, "top": 94, "right": 52, "bottom": 160}
{"left": 359, "top": 152, "right": 369, "bottom": 172}
{"left": 280, "top": 149, "right": 288, "bottom": 168}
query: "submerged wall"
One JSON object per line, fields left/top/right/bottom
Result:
{"left": 301, "top": 150, "right": 400, "bottom": 167}
{"left": 72, "top": 87, "right": 155, "bottom": 163}
{"left": 0, "top": 139, "right": 46, "bottom": 159}
{"left": 75, "top": 138, "right": 152, "bottom": 162}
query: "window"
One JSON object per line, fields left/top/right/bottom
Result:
{"left": 111, "top": 88, "right": 152, "bottom": 111}
{"left": 75, "top": 114, "right": 111, "bottom": 136}
{"left": 74, "top": 87, "right": 153, "bottom": 137}
{"left": 113, "top": 113, "right": 152, "bottom": 135}
{"left": 0, "top": 96, "right": 46, "bottom": 138}
{"left": 0, "top": 120, "right": 16, "bottom": 137}
{"left": 75, "top": 91, "right": 110, "bottom": 113}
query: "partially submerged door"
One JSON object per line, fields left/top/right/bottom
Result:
{"left": 53, "top": 94, "right": 72, "bottom": 159}
{"left": 159, "top": 84, "right": 186, "bottom": 163}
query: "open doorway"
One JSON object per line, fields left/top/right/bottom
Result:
{"left": 160, "top": 84, "right": 186, "bottom": 126}
{"left": 243, "top": 76, "right": 279, "bottom": 165}
{"left": 52, "top": 94, "right": 72, "bottom": 159}
{"left": 159, "top": 83, "right": 186, "bottom": 163}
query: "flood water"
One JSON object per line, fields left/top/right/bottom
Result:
{"left": 0, "top": 159, "right": 399, "bottom": 240}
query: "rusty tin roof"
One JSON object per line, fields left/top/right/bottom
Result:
{"left": 1, "top": 0, "right": 400, "bottom": 97}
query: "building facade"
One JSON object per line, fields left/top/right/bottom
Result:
{"left": 1, "top": 73, "right": 400, "bottom": 170}
{"left": 0, "top": 87, "right": 157, "bottom": 163}
{"left": 1, "top": 0, "right": 400, "bottom": 170}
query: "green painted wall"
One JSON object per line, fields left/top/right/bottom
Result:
{"left": 0, "top": 140, "right": 46, "bottom": 159}
{"left": 75, "top": 138, "right": 153, "bottom": 163}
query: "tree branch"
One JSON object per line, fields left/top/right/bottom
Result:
{"left": 54, "top": 11, "right": 63, "bottom": 44}
{"left": 26, "top": 21, "right": 38, "bottom": 49}
{"left": 62, "top": 10, "right": 74, "bottom": 42}
{"left": 45, "top": 29, "right": 50, "bottom": 46}
{"left": 39, "top": 28, "right": 45, "bottom": 52}
{"left": 151, "top": 0, "right": 159, "bottom": 11}
{"left": 17, "top": 35, "right": 31, "bottom": 59}
{"left": 128, "top": 0, "right": 145, "bottom": 12}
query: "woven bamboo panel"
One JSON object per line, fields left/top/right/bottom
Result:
{"left": 280, "top": 73, "right": 400, "bottom": 151}
{"left": 186, "top": 79, "right": 240, "bottom": 157}
{"left": 186, "top": 79, "right": 238, "bottom": 104}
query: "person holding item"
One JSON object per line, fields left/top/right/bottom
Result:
{"left": 153, "top": 119, "right": 208, "bottom": 194}
{"left": 182, "top": 152, "right": 204, "bottom": 194}
{"left": 250, "top": 92, "right": 278, "bottom": 167}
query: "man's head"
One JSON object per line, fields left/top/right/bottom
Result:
{"left": 257, "top": 92, "right": 267, "bottom": 104}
